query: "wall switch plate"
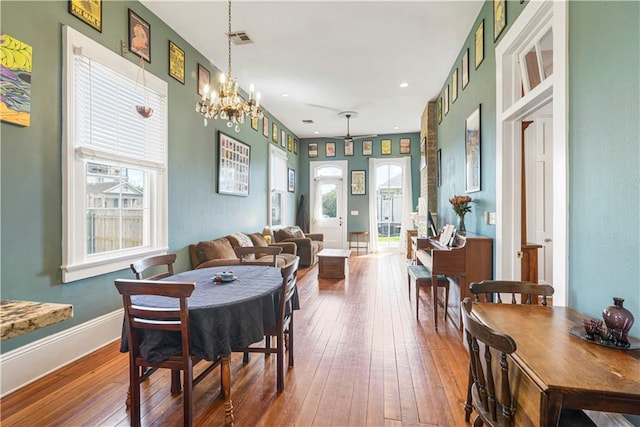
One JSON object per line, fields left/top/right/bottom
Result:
{"left": 489, "top": 212, "right": 496, "bottom": 225}
{"left": 351, "top": 210, "right": 359, "bottom": 216}
{"left": 484, "top": 212, "right": 490, "bottom": 224}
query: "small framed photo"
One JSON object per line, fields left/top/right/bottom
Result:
{"left": 281, "top": 129, "right": 286, "bottom": 149}
{"left": 217, "top": 132, "right": 250, "bottom": 197}
{"left": 362, "top": 140, "right": 373, "bottom": 156}
{"left": 451, "top": 69, "right": 458, "bottom": 103}
{"left": 420, "top": 137, "right": 427, "bottom": 171}
{"left": 293, "top": 139, "right": 298, "bottom": 154}
{"left": 288, "top": 168, "right": 295, "bottom": 192}
{"left": 381, "top": 139, "right": 391, "bottom": 155}
{"left": 308, "top": 142, "right": 318, "bottom": 158}
{"left": 197, "top": 64, "right": 210, "bottom": 96}
{"left": 462, "top": 48, "right": 469, "bottom": 89}
{"left": 287, "top": 134, "right": 293, "bottom": 152}
{"left": 128, "top": 9, "right": 151, "bottom": 62}
{"left": 326, "top": 142, "right": 336, "bottom": 157}
{"left": 475, "top": 20, "right": 485, "bottom": 69}
{"left": 168, "top": 41, "right": 185, "bottom": 84}
{"left": 251, "top": 117, "right": 259, "bottom": 131}
{"left": 69, "top": 0, "right": 102, "bottom": 32}
{"left": 437, "top": 98, "right": 443, "bottom": 124}
{"left": 263, "top": 117, "right": 270, "bottom": 138}
{"left": 465, "top": 106, "right": 482, "bottom": 193}
{"left": 444, "top": 85, "right": 449, "bottom": 116}
{"left": 494, "top": 0, "right": 506, "bottom": 42}
{"left": 344, "top": 140, "right": 354, "bottom": 156}
{"left": 272, "top": 123, "right": 278, "bottom": 143}
{"left": 351, "top": 170, "right": 366, "bottom": 195}
{"left": 400, "top": 138, "right": 411, "bottom": 154}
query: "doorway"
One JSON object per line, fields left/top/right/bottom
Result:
{"left": 376, "top": 163, "right": 403, "bottom": 251}
{"left": 310, "top": 161, "right": 348, "bottom": 249}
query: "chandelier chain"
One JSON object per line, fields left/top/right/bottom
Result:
{"left": 227, "top": 0, "right": 232, "bottom": 79}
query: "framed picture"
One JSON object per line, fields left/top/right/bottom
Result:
{"left": 462, "top": 49, "right": 469, "bottom": 89}
{"left": 494, "top": 0, "right": 506, "bottom": 42}
{"left": 168, "top": 41, "right": 185, "bottom": 84}
{"left": 217, "top": 132, "right": 250, "bottom": 197}
{"left": 288, "top": 168, "right": 295, "bottom": 192}
{"left": 420, "top": 137, "right": 427, "bottom": 171}
{"left": 326, "top": 142, "right": 336, "bottom": 157}
{"left": 293, "top": 139, "right": 298, "bottom": 154}
{"left": 351, "top": 170, "right": 366, "bottom": 195}
{"left": 444, "top": 85, "right": 449, "bottom": 116}
{"left": 475, "top": 20, "right": 485, "bottom": 69}
{"left": 263, "top": 117, "right": 269, "bottom": 138}
{"left": 465, "top": 106, "right": 481, "bottom": 193}
{"left": 251, "top": 117, "right": 259, "bottom": 131}
{"left": 362, "top": 140, "right": 373, "bottom": 156}
{"left": 287, "top": 134, "right": 293, "bottom": 152}
{"left": 451, "top": 69, "right": 458, "bottom": 103}
{"left": 272, "top": 123, "right": 278, "bottom": 143}
{"left": 400, "top": 138, "right": 411, "bottom": 154}
{"left": 437, "top": 97, "right": 443, "bottom": 124}
{"left": 128, "top": 9, "right": 150, "bottom": 62}
{"left": 197, "top": 64, "right": 210, "bottom": 96}
{"left": 344, "top": 140, "right": 354, "bottom": 156}
{"left": 308, "top": 142, "right": 318, "bottom": 158}
{"left": 281, "top": 129, "right": 286, "bottom": 149}
{"left": 437, "top": 148, "right": 442, "bottom": 187}
{"left": 69, "top": 0, "right": 102, "bottom": 32}
{"left": 381, "top": 139, "right": 391, "bottom": 155}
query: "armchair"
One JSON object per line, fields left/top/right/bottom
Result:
{"left": 272, "top": 226, "right": 323, "bottom": 268}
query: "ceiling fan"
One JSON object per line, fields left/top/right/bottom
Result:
{"left": 330, "top": 111, "right": 377, "bottom": 143}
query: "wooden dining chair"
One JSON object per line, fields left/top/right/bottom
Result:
{"left": 115, "top": 279, "right": 221, "bottom": 427}
{"left": 232, "top": 256, "right": 300, "bottom": 392}
{"left": 130, "top": 253, "right": 177, "bottom": 280}
{"left": 234, "top": 246, "right": 282, "bottom": 267}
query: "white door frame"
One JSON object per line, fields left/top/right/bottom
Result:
{"left": 309, "top": 160, "right": 348, "bottom": 248}
{"left": 495, "top": 0, "right": 568, "bottom": 306}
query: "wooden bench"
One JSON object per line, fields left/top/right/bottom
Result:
{"left": 407, "top": 265, "right": 449, "bottom": 326}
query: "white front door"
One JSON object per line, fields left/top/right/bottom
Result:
{"left": 310, "top": 161, "right": 348, "bottom": 249}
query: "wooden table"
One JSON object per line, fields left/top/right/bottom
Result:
{"left": 317, "top": 249, "right": 351, "bottom": 279}
{"left": 471, "top": 303, "right": 640, "bottom": 426}
{"left": 1, "top": 300, "right": 73, "bottom": 341}
{"left": 348, "top": 231, "right": 369, "bottom": 254}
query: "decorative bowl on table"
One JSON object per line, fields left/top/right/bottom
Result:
{"left": 214, "top": 271, "right": 236, "bottom": 283}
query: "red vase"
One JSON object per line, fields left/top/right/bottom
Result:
{"left": 602, "top": 297, "right": 635, "bottom": 346}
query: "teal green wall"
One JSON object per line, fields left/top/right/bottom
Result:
{"left": 298, "top": 134, "right": 421, "bottom": 234}
{"left": 435, "top": 0, "right": 639, "bottom": 341}
{"left": 0, "top": 1, "right": 299, "bottom": 352}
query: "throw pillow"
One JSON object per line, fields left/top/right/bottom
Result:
{"left": 249, "top": 232, "right": 268, "bottom": 247}
{"left": 291, "top": 227, "right": 306, "bottom": 238}
{"left": 276, "top": 228, "right": 294, "bottom": 241}
{"left": 228, "top": 232, "right": 254, "bottom": 248}
{"left": 196, "top": 238, "right": 236, "bottom": 264}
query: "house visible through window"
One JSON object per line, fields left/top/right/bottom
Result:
{"left": 270, "top": 145, "right": 288, "bottom": 227}
{"left": 61, "top": 26, "right": 168, "bottom": 283}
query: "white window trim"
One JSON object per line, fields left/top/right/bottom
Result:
{"left": 61, "top": 26, "right": 168, "bottom": 283}
{"left": 269, "top": 145, "right": 288, "bottom": 227}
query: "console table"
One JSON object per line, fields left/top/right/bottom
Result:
{"left": 348, "top": 231, "right": 369, "bottom": 254}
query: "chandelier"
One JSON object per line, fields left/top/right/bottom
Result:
{"left": 195, "top": 0, "right": 263, "bottom": 131}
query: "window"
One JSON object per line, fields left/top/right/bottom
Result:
{"left": 61, "top": 26, "right": 168, "bottom": 283}
{"left": 270, "top": 146, "right": 288, "bottom": 226}
{"left": 518, "top": 24, "right": 553, "bottom": 94}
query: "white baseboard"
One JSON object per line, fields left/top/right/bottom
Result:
{"left": 0, "top": 308, "right": 123, "bottom": 397}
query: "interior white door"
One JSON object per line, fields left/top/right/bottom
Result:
{"left": 310, "top": 161, "right": 348, "bottom": 249}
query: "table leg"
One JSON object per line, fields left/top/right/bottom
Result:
{"left": 221, "top": 356, "right": 234, "bottom": 425}
{"left": 432, "top": 275, "right": 439, "bottom": 331}
{"left": 541, "top": 391, "right": 562, "bottom": 427}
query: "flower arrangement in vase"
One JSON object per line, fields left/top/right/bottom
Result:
{"left": 450, "top": 195, "right": 472, "bottom": 234}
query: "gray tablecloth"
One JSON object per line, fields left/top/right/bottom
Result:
{"left": 119, "top": 265, "right": 299, "bottom": 362}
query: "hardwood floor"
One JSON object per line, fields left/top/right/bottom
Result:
{"left": 0, "top": 251, "right": 470, "bottom": 426}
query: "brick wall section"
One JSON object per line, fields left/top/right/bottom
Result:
{"left": 420, "top": 101, "right": 437, "bottom": 211}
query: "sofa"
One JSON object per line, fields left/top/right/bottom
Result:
{"left": 189, "top": 231, "right": 297, "bottom": 270}
{"left": 271, "top": 226, "right": 323, "bottom": 268}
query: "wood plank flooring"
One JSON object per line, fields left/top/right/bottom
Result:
{"left": 0, "top": 251, "right": 470, "bottom": 426}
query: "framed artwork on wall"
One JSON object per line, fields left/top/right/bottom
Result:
{"left": 197, "top": 64, "right": 210, "bottom": 96}
{"left": 128, "top": 9, "right": 150, "bottom": 62}
{"left": 326, "top": 142, "right": 336, "bottom": 157}
{"left": 444, "top": 85, "right": 449, "bottom": 116}
{"left": 465, "top": 106, "right": 481, "bottom": 193}
{"left": 351, "top": 170, "right": 366, "bottom": 195}
{"left": 251, "top": 117, "right": 259, "bottom": 131}
{"left": 272, "top": 123, "right": 278, "bottom": 143}
{"left": 263, "top": 116, "right": 269, "bottom": 138}
{"left": 437, "top": 148, "right": 442, "bottom": 187}
{"left": 293, "top": 139, "right": 298, "bottom": 154}
{"left": 462, "top": 48, "right": 469, "bottom": 89}
{"left": 437, "top": 97, "right": 443, "bottom": 124}
{"left": 69, "top": 0, "right": 102, "bottom": 32}
{"left": 0, "top": 34, "right": 32, "bottom": 127}
{"left": 287, "top": 134, "right": 293, "bottom": 152}
{"left": 420, "top": 137, "right": 427, "bottom": 171}
{"left": 281, "top": 129, "right": 286, "bottom": 149}
{"left": 494, "top": 0, "right": 506, "bottom": 42}
{"left": 217, "top": 132, "right": 250, "bottom": 196}
{"left": 400, "top": 138, "right": 411, "bottom": 154}
{"left": 475, "top": 20, "right": 485, "bottom": 68}
{"left": 362, "top": 140, "right": 373, "bottom": 156}
{"left": 381, "top": 139, "right": 392, "bottom": 155}
{"left": 344, "top": 140, "right": 354, "bottom": 156}
{"left": 308, "top": 143, "right": 318, "bottom": 158}
{"left": 451, "top": 69, "right": 458, "bottom": 103}
{"left": 168, "top": 41, "right": 185, "bottom": 84}
{"left": 288, "top": 168, "right": 295, "bottom": 192}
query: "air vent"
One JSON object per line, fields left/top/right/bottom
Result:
{"left": 229, "top": 31, "right": 253, "bottom": 45}
{"left": 302, "top": 119, "right": 314, "bottom": 124}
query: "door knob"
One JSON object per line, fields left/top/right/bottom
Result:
{"left": 544, "top": 238, "right": 552, "bottom": 243}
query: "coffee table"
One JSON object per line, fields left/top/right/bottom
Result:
{"left": 317, "top": 249, "right": 351, "bottom": 279}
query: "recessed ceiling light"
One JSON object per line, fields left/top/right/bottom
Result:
{"left": 313, "top": 131, "right": 320, "bottom": 134}
{"left": 393, "top": 126, "right": 400, "bottom": 130}
{"left": 399, "top": 82, "right": 409, "bottom": 88}
{"left": 281, "top": 92, "right": 290, "bottom": 97}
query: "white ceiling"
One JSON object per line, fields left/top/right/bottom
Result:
{"left": 141, "top": 0, "right": 483, "bottom": 139}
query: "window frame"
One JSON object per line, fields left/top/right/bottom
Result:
{"left": 269, "top": 145, "right": 288, "bottom": 227}
{"left": 61, "top": 26, "right": 168, "bottom": 283}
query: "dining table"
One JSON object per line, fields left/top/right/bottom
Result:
{"left": 119, "top": 264, "right": 298, "bottom": 425}
{"left": 470, "top": 302, "right": 640, "bottom": 426}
